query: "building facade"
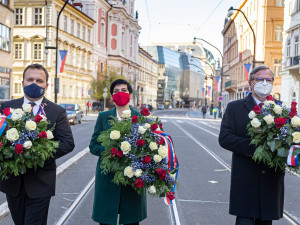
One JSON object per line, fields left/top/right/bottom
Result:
{"left": 0, "top": 0, "right": 14, "bottom": 101}
{"left": 223, "top": 0, "right": 284, "bottom": 109}
{"left": 13, "top": 0, "right": 95, "bottom": 109}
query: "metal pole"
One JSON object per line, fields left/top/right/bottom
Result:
{"left": 55, "top": 0, "right": 69, "bottom": 103}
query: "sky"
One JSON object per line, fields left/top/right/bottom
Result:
{"left": 135, "top": 0, "right": 241, "bottom": 61}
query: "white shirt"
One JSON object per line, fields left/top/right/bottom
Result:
{"left": 252, "top": 95, "right": 264, "bottom": 105}
{"left": 24, "top": 96, "right": 44, "bottom": 115}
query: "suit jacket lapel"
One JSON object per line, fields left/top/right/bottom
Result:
{"left": 243, "top": 93, "right": 256, "bottom": 112}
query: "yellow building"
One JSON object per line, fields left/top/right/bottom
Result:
{"left": 12, "top": 0, "right": 95, "bottom": 109}
{"left": 222, "top": 0, "right": 284, "bottom": 108}
{"left": 0, "top": 0, "right": 14, "bottom": 101}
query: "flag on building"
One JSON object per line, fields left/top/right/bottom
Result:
{"left": 57, "top": 50, "right": 68, "bottom": 73}
{"left": 202, "top": 88, "right": 206, "bottom": 97}
{"left": 244, "top": 64, "right": 252, "bottom": 82}
{"left": 214, "top": 77, "right": 221, "bottom": 92}
{"left": 207, "top": 86, "right": 212, "bottom": 97}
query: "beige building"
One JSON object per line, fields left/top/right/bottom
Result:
{"left": 222, "top": 0, "right": 284, "bottom": 109}
{"left": 12, "top": 0, "right": 95, "bottom": 109}
{"left": 137, "top": 47, "right": 158, "bottom": 108}
{"left": 0, "top": 0, "right": 14, "bottom": 101}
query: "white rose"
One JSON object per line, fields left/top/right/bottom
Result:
{"left": 25, "top": 121, "right": 37, "bottom": 131}
{"left": 23, "top": 140, "right": 32, "bottom": 149}
{"left": 293, "top": 132, "right": 300, "bottom": 143}
{"left": 124, "top": 166, "right": 134, "bottom": 178}
{"left": 248, "top": 111, "right": 256, "bottom": 119}
{"left": 22, "top": 103, "right": 32, "bottom": 113}
{"left": 10, "top": 113, "right": 22, "bottom": 121}
{"left": 251, "top": 118, "right": 261, "bottom": 128}
{"left": 13, "top": 108, "right": 25, "bottom": 116}
{"left": 149, "top": 142, "right": 158, "bottom": 151}
{"left": 153, "top": 154, "right": 162, "bottom": 163}
{"left": 265, "top": 101, "right": 275, "bottom": 106}
{"left": 144, "top": 123, "right": 151, "bottom": 129}
{"left": 110, "top": 130, "right": 121, "bottom": 140}
{"left": 41, "top": 115, "right": 47, "bottom": 121}
{"left": 273, "top": 105, "right": 282, "bottom": 114}
{"left": 121, "top": 110, "right": 131, "bottom": 119}
{"left": 121, "top": 141, "right": 131, "bottom": 154}
{"left": 263, "top": 114, "right": 274, "bottom": 125}
{"left": 46, "top": 130, "right": 54, "bottom": 139}
{"left": 291, "top": 116, "right": 300, "bottom": 128}
{"left": 6, "top": 128, "right": 19, "bottom": 142}
{"left": 158, "top": 145, "right": 168, "bottom": 158}
{"left": 134, "top": 169, "right": 143, "bottom": 177}
{"left": 138, "top": 126, "right": 146, "bottom": 134}
{"left": 148, "top": 185, "right": 156, "bottom": 194}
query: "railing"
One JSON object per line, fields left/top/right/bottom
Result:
{"left": 293, "top": 56, "right": 300, "bottom": 65}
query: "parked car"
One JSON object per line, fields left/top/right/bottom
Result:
{"left": 157, "top": 104, "right": 164, "bottom": 110}
{"left": 60, "top": 103, "right": 83, "bottom": 125}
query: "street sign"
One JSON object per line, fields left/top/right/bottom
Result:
{"left": 218, "top": 96, "right": 223, "bottom": 102}
{"left": 103, "top": 92, "right": 107, "bottom": 98}
{"left": 104, "top": 87, "right": 108, "bottom": 92}
{"left": 88, "top": 90, "right": 93, "bottom": 95}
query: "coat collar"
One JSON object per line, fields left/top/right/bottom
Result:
{"left": 243, "top": 92, "right": 256, "bottom": 112}
{"left": 108, "top": 106, "right": 139, "bottom": 119}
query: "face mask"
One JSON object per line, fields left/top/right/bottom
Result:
{"left": 112, "top": 92, "right": 130, "bottom": 106}
{"left": 253, "top": 80, "right": 273, "bottom": 98}
{"left": 23, "top": 83, "right": 45, "bottom": 99}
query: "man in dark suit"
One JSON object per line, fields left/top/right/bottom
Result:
{"left": 0, "top": 63, "right": 75, "bottom": 225}
{"left": 219, "top": 65, "right": 284, "bottom": 225}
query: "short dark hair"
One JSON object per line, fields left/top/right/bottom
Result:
{"left": 23, "top": 63, "right": 49, "bottom": 82}
{"left": 110, "top": 79, "right": 133, "bottom": 95}
{"left": 249, "top": 65, "right": 274, "bottom": 81}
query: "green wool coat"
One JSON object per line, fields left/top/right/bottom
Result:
{"left": 89, "top": 107, "right": 147, "bottom": 225}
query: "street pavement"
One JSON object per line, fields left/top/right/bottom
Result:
{"left": 0, "top": 109, "right": 300, "bottom": 225}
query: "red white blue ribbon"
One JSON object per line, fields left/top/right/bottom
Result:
{"left": 36, "top": 104, "right": 46, "bottom": 116}
{"left": 0, "top": 114, "right": 12, "bottom": 136}
{"left": 287, "top": 145, "right": 300, "bottom": 167}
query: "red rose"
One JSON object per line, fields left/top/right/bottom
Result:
{"left": 252, "top": 105, "right": 261, "bottom": 114}
{"left": 290, "top": 108, "right": 297, "bottom": 118}
{"left": 136, "top": 139, "right": 145, "bottom": 147}
{"left": 132, "top": 115, "right": 138, "bottom": 123}
{"left": 291, "top": 102, "right": 297, "bottom": 109}
{"left": 3, "top": 108, "right": 11, "bottom": 116}
{"left": 34, "top": 114, "right": 43, "bottom": 123}
{"left": 150, "top": 123, "right": 158, "bottom": 132}
{"left": 134, "top": 178, "right": 144, "bottom": 188}
{"left": 140, "top": 108, "right": 150, "bottom": 116}
{"left": 266, "top": 95, "right": 274, "bottom": 101}
{"left": 0, "top": 142, "right": 2, "bottom": 148}
{"left": 142, "top": 155, "right": 151, "bottom": 164}
{"left": 38, "top": 131, "right": 47, "bottom": 139}
{"left": 274, "top": 118, "right": 287, "bottom": 129}
{"left": 156, "top": 168, "right": 167, "bottom": 180}
{"left": 15, "top": 144, "right": 23, "bottom": 155}
{"left": 159, "top": 123, "right": 163, "bottom": 129}
{"left": 156, "top": 137, "right": 165, "bottom": 145}
{"left": 166, "top": 192, "right": 175, "bottom": 200}
{"left": 110, "top": 148, "right": 117, "bottom": 157}
{"left": 116, "top": 150, "right": 123, "bottom": 158}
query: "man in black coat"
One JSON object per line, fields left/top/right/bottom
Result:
{"left": 219, "top": 65, "right": 284, "bottom": 225}
{"left": 0, "top": 64, "right": 75, "bottom": 225}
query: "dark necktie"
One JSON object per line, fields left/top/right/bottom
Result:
{"left": 29, "top": 102, "right": 36, "bottom": 107}
{"left": 259, "top": 103, "right": 264, "bottom": 108}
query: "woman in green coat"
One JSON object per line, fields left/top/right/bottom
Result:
{"left": 89, "top": 79, "right": 147, "bottom": 225}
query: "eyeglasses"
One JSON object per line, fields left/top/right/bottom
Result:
{"left": 252, "top": 77, "right": 274, "bottom": 84}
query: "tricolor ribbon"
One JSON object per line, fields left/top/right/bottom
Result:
{"left": 0, "top": 114, "right": 12, "bottom": 136}
{"left": 287, "top": 145, "right": 300, "bottom": 167}
{"left": 36, "top": 104, "right": 46, "bottom": 116}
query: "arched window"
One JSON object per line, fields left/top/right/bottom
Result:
{"left": 292, "top": 92, "right": 297, "bottom": 102}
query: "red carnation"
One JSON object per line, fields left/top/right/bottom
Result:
{"left": 159, "top": 123, "right": 163, "bottom": 129}
{"left": 136, "top": 139, "right": 145, "bottom": 147}
{"left": 252, "top": 105, "right": 261, "bottom": 114}
{"left": 290, "top": 108, "right": 297, "bottom": 118}
{"left": 291, "top": 102, "right": 297, "bottom": 109}
{"left": 38, "top": 131, "right": 47, "bottom": 139}
{"left": 274, "top": 118, "right": 287, "bottom": 129}
{"left": 150, "top": 123, "right": 158, "bottom": 132}
{"left": 132, "top": 115, "right": 138, "bottom": 123}
{"left": 142, "top": 155, "right": 151, "bottom": 164}
{"left": 15, "top": 144, "right": 23, "bottom": 155}
{"left": 110, "top": 148, "right": 117, "bottom": 158}
{"left": 3, "top": 108, "right": 11, "bottom": 116}
{"left": 266, "top": 95, "right": 274, "bottom": 101}
{"left": 116, "top": 150, "right": 123, "bottom": 158}
{"left": 140, "top": 108, "right": 150, "bottom": 116}
{"left": 0, "top": 142, "right": 2, "bottom": 148}
{"left": 134, "top": 178, "right": 144, "bottom": 188}
{"left": 166, "top": 192, "right": 175, "bottom": 200}
{"left": 156, "top": 168, "right": 167, "bottom": 180}
{"left": 34, "top": 114, "right": 43, "bottom": 123}
{"left": 156, "top": 137, "right": 165, "bottom": 146}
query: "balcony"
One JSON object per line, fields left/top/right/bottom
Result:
{"left": 225, "top": 80, "right": 237, "bottom": 93}
{"left": 286, "top": 56, "right": 300, "bottom": 76}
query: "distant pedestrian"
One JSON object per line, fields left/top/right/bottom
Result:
{"left": 86, "top": 101, "right": 90, "bottom": 115}
{"left": 92, "top": 101, "right": 96, "bottom": 112}
{"left": 213, "top": 107, "right": 218, "bottom": 119}
{"left": 201, "top": 105, "right": 207, "bottom": 119}
{"left": 97, "top": 101, "right": 101, "bottom": 112}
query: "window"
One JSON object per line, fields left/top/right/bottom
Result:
{"left": 87, "top": 56, "right": 90, "bottom": 70}
{"left": 292, "top": 92, "right": 297, "bottom": 103}
{"left": 14, "top": 43, "right": 22, "bottom": 59}
{"left": 1, "top": 0, "right": 8, "bottom": 6}
{"left": 276, "top": 0, "right": 284, "bottom": 7}
{"left": 295, "top": 36, "right": 299, "bottom": 56}
{"left": 82, "top": 26, "right": 86, "bottom": 41}
{"left": 71, "top": 19, "right": 74, "bottom": 35}
{"left": 88, "top": 29, "right": 91, "bottom": 43}
{"left": 101, "top": 22, "right": 105, "bottom": 45}
{"left": 81, "top": 53, "right": 85, "bottom": 68}
{"left": 33, "top": 8, "right": 42, "bottom": 25}
{"left": 70, "top": 86, "right": 73, "bottom": 97}
{"left": 64, "top": 15, "right": 67, "bottom": 32}
{"left": 63, "top": 85, "right": 66, "bottom": 96}
{"left": 287, "top": 39, "right": 291, "bottom": 57}
{"left": 274, "top": 59, "right": 282, "bottom": 77}
{"left": 33, "top": 43, "right": 42, "bottom": 59}
{"left": 15, "top": 8, "right": 23, "bottom": 25}
{"left": 275, "top": 25, "right": 283, "bottom": 41}
{"left": 0, "top": 24, "right": 11, "bottom": 52}
{"left": 70, "top": 49, "right": 74, "bottom": 66}
{"left": 77, "top": 23, "right": 80, "bottom": 38}
{"left": 14, "top": 83, "right": 22, "bottom": 94}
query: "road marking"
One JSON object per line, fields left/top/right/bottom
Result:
{"left": 198, "top": 121, "right": 220, "bottom": 131}
{"left": 208, "top": 180, "right": 218, "bottom": 184}
{"left": 186, "top": 121, "right": 219, "bottom": 138}
{"left": 161, "top": 119, "right": 168, "bottom": 123}
{"left": 214, "top": 169, "right": 227, "bottom": 172}
{"left": 177, "top": 199, "right": 228, "bottom": 204}
{"left": 176, "top": 120, "right": 183, "bottom": 123}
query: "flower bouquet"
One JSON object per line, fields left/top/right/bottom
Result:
{"left": 0, "top": 104, "right": 58, "bottom": 179}
{"left": 247, "top": 95, "right": 300, "bottom": 172}
{"left": 98, "top": 108, "right": 178, "bottom": 204}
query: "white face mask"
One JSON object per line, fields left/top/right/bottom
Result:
{"left": 253, "top": 80, "right": 273, "bottom": 98}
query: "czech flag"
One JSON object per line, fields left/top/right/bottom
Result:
{"left": 57, "top": 50, "right": 68, "bottom": 73}
{"left": 287, "top": 145, "right": 300, "bottom": 167}
{"left": 244, "top": 64, "right": 252, "bottom": 82}
{"left": 207, "top": 86, "right": 212, "bottom": 97}
{"left": 214, "top": 77, "right": 220, "bottom": 92}
{"left": 202, "top": 88, "right": 206, "bottom": 97}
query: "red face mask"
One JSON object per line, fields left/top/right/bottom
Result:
{"left": 112, "top": 92, "right": 130, "bottom": 106}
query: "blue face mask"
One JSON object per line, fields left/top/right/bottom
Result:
{"left": 23, "top": 83, "right": 45, "bottom": 99}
